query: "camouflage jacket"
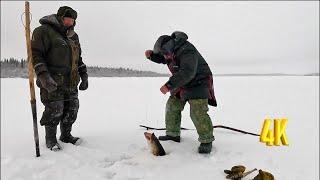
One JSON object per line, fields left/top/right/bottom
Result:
{"left": 31, "top": 14, "right": 87, "bottom": 89}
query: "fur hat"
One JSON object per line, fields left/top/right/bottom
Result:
{"left": 57, "top": 6, "right": 77, "bottom": 20}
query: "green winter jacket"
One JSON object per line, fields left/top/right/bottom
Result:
{"left": 31, "top": 14, "right": 86, "bottom": 89}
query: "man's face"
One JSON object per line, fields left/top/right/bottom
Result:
{"left": 163, "top": 53, "right": 174, "bottom": 60}
{"left": 62, "top": 17, "right": 75, "bottom": 27}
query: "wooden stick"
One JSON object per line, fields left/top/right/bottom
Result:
{"left": 24, "top": 1, "right": 40, "bottom": 157}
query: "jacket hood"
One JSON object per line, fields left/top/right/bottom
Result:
{"left": 171, "top": 31, "right": 188, "bottom": 49}
{"left": 153, "top": 31, "right": 189, "bottom": 55}
{"left": 39, "top": 14, "right": 75, "bottom": 34}
{"left": 39, "top": 14, "right": 62, "bottom": 28}
{"left": 153, "top": 35, "right": 173, "bottom": 54}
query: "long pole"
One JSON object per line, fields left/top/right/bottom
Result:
{"left": 139, "top": 125, "right": 260, "bottom": 137}
{"left": 24, "top": 1, "right": 40, "bottom": 157}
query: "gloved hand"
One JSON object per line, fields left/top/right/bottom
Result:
{"left": 145, "top": 50, "right": 153, "bottom": 59}
{"left": 160, "top": 84, "right": 169, "bottom": 94}
{"left": 38, "top": 72, "right": 57, "bottom": 93}
{"left": 79, "top": 73, "right": 88, "bottom": 91}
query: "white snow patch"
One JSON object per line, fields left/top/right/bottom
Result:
{"left": 1, "top": 77, "right": 319, "bottom": 180}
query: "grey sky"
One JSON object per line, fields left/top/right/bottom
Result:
{"left": 1, "top": 1, "right": 319, "bottom": 74}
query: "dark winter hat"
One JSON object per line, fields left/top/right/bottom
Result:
{"left": 153, "top": 35, "right": 175, "bottom": 55}
{"left": 171, "top": 31, "right": 188, "bottom": 41}
{"left": 57, "top": 6, "right": 77, "bottom": 20}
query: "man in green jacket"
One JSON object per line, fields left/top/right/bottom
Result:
{"left": 145, "top": 31, "right": 217, "bottom": 154}
{"left": 31, "top": 6, "right": 88, "bottom": 151}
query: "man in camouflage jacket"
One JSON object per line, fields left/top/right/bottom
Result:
{"left": 32, "top": 6, "right": 88, "bottom": 151}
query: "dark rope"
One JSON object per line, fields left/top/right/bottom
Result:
{"left": 212, "top": 125, "right": 260, "bottom": 136}
{"left": 140, "top": 125, "right": 191, "bottom": 130}
{"left": 139, "top": 125, "right": 260, "bottom": 137}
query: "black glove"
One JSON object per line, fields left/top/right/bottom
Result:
{"left": 79, "top": 73, "right": 88, "bottom": 91}
{"left": 38, "top": 72, "right": 57, "bottom": 93}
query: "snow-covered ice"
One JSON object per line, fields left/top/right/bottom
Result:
{"left": 1, "top": 76, "right": 319, "bottom": 180}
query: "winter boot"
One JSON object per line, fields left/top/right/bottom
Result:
{"left": 45, "top": 125, "right": 62, "bottom": 151}
{"left": 158, "top": 135, "right": 181, "bottom": 142}
{"left": 59, "top": 123, "right": 81, "bottom": 145}
{"left": 198, "top": 142, "right": 212, "bottom": 154}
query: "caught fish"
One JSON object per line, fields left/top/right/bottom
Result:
{"left": 144, "top": 132, "right": 166, "bottom": 156}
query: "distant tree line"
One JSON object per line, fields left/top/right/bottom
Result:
{"left": 1, "top": 58, "right": 28, "bottom": 68}
{"left": 2, "top": 58, "right": 317, "bottom": 77}
{"left": 0, "top": 58, "right": 169, "bottom": 78}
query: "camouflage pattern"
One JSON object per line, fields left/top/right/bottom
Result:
{"left": 32, "top": 7, "right": 86, "bottom": 128}
{"left": 32, "top": 14, "right": 85, "bottom": 90}
{"left": 40, "top": 88, "right": 79, "bottom": 126}
{"left": 165, "top": 96, "right": 214, "bottom": 143}
{"left": 69, "top": 35, "right": 81, "bottom": 88}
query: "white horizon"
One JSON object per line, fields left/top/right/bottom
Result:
{"left": 1, "top": 1, "right": 319, "bottom": 74}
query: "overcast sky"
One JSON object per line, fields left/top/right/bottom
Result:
{"left": 1, "top": 1, "right": 319, "bottom": 74}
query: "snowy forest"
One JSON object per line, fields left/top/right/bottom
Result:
{"left": 0, "top": 58, "right": 169, "bottom": 78}
{"left": 1, "top": 58, "right": 318, "bottom": 78}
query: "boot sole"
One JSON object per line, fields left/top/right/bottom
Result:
{"left": 158, "top": 137, "right": 181, "bottom": 143}
{"left": 158, "top": 138, "right": 180, "bottom": 142}
{"left": 198, "top": 151, "right": 211, "bottom": 154}
{"left": 49, "top": 143, "right": 62, "bottom": 151}
{"left": 74, "top": 138, "right": 82, "bottom": 146}
{"left": 60, "top": 138, "right": 82, "bottom": 146}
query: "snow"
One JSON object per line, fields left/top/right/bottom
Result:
{"left": 1, "top": 76, "right": 319, "bottom": 180}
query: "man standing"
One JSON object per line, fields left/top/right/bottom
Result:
{"left": 145, "top": 31, "right": 217, "bottom": 154}
{"left": 31, "top": 6, "right": 88, "bottom": 151}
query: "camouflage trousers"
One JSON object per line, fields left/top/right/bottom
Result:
{"left": 165, "top": 96, "right": 214, "bottom": 143}
{"left": 39, "top": 87, "right": 79, "bottom": 127}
